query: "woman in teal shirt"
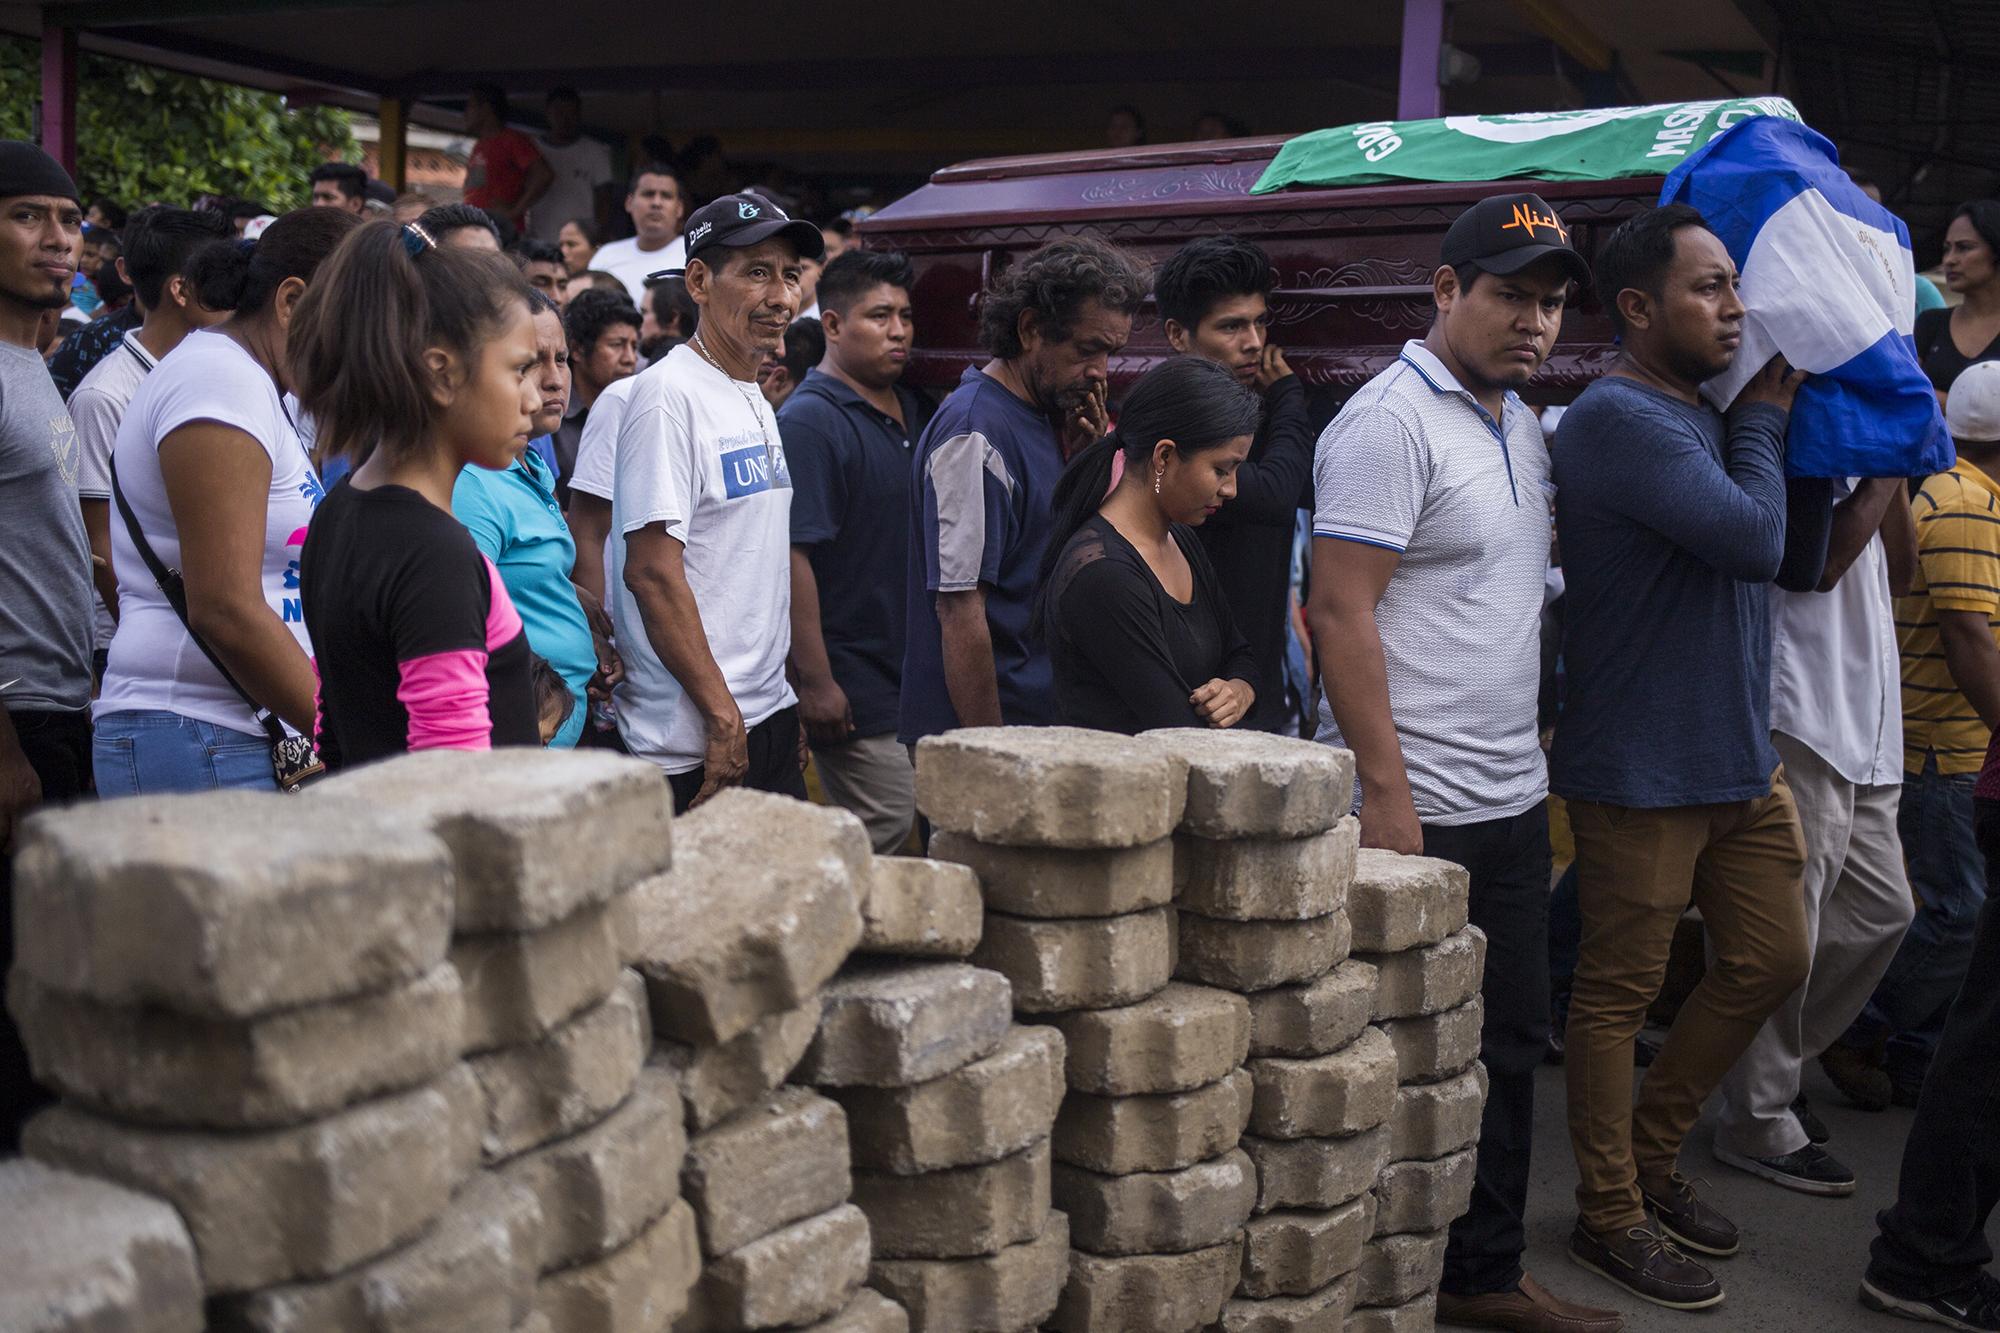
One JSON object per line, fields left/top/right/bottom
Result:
{"left": 453, "top": 293, "right": 614, "bottom": 746}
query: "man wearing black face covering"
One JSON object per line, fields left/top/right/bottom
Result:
{"left": 0, "top": 140, "right": 93, "bottom": 1146}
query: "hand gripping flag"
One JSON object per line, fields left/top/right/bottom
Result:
{"left": 1660, "top": 116, "right": 1952, "bottom": 478}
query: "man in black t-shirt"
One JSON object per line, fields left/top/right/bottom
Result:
{"left": 1156, "top": 234, "right": 1313, "bottom": 734}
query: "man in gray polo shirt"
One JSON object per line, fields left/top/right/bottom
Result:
{"left": 1308, "top": 194, "right": 1618, "bottom": 1333}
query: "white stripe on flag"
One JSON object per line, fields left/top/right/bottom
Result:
{"left": 1701, "top": 187, "right": 1914, "bottom": 411}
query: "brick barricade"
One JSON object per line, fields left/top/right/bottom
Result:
{"left": 5, "top": 734, "right": 1485, "bottom": 1333}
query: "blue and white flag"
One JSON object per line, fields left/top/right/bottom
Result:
{"left": 1661, "top": 116, "right": 1951, "bottom": 478}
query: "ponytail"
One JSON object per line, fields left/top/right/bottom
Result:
{"left": 290, "top": 220, "right": 533, "bottom": 466}
{"left": 1030, "top": 357, "right": 1262, "bottom": 641}
{"left": 185, "top": 207, "right": 360, "bottom": 314}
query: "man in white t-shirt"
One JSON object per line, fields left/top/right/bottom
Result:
{"left": 591, "top": 164, "right": 687, "bottom": 307}
{"left": 611, "top": 192, "right": 824, "bottom": 810}
{"left": 528, "top": 88, "right": 613, "bottom": 244}
{"left": 70, "top": 205, "right": 229, "bottom": 662}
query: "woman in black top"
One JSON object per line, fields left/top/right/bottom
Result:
{"left": 289, "top": 220, "right": 543, "bottom": 767}
{"left": 1917, "top": 199, "right": 2000, "bottom": 398}
{"left": 1034, "top": 357, "right": 1262, "bottom": 734}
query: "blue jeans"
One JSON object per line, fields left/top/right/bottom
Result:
{"left": 93, "top": 709, "right": 277, "bottom": 797}
{"left": 1841, "top": 755, "right": 1985, "bottom": 1078}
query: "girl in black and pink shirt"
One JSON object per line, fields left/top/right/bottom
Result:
{"left": 290, "top": 220, "right": 542, "bottom": 767}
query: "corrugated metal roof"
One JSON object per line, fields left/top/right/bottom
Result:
{"left": 1770, "top": 0, "right": 2000, "bottom": 260}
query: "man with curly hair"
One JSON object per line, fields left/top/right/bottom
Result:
{"left": 899, "top": 235, "right": 1147, "bottom": 745}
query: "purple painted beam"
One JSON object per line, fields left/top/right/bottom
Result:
{"left": 1397, "top": 0, "right": 1445, "bottom": 121}
{"left": 39, "top": 22, "right": 77, "bottom": 176}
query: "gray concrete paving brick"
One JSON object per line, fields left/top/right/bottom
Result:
{"left": 451, "top": 902, "right": 621, "bottom": 1055}
{"left": 1378, "top": 997, "right": 1485, "bottom": 1084}
{"left": 629, "top": 790, "right": 867, "bottom": 1045}
{"left": 1237, "top": 1194, "right": 1376, "bottom": 1299}
{"left": 466, "top": 971, "right": 647, "bottom": 1164}
{"left": 1051, "top": 1147, "right": 1255, "bottom": 1257}
{"left": 914, "top": 727, "right": 1188, "bottom": 848}
{"left": 1245, "top": 961, "right": 1379, "bottom": 1059}
{"left": 314, "top": 748, "right": 673, "bottom": 931}
{"left": 830, "top": 1024, "right": 1065, "bottom": 1174}
{"left": 681, "top": 1086, "right": 851, "bottom": 1257}
{"left": 1213, "top": 1273, "right": 1356, "bottom": 1332}
{"left": 1049, "top": 982, "right": 1250, "bottom": 1095}
{"left": 1242, "top": 1125, "right": 1393, "bottom": 1215}
{"left": 1052, "top": 1067, "right": 1253, "bottom": 1176}
{"left": 1345, "top": 850, "right": 1469, "bottom": 955}
{"left": 655, "top": 996, "right": 822, "bottom": 1133}
{"left": 1246, "top": 1026, "right": 1398, "bottom": 1140}
{"left": 0, "top": 1158, "right": 203, "bottom": 1333}
{"left": 1175, "top": 819, "right": 1358, "bottom": 922}
{"left": 12, "top": 792, "right": 452, "bottom": 1018}
{"left": 1139, "top": 729, "right": 1354, "bottom": 839}
{"left": 973, "top": 908, "right": 1173, "bottom": 1013}
{"left": 866, "top": 1210, "right": 1069, "bottom": 1333}
{"left": 691, "top": 1201, "right": 871, "bottom": 1329}
{"left": 1176, "top": 912, "right": 1351, "bottom": 993}
{"left": 860, "top": 857, "right": 984, "bottom": 958}
{"left": 797, "top": 961, "right": 1013, "bottom": 1087}
{"left": 7, "top": 963, "right": 461, "bottom": 1129}
{"left": 533, "top": 1197, "right": 699, "bottom": 1331}
{"left": 22, "top": 1063, "right": 483, "bottom": 1293}
{"left": 928, "top": 832, "right": 1174, "bottom": 919}
{"left": 1356, "top": 926, "right": 1485, "bottom": 1021}
{"left": 1387, "top": 1064, "right": 1487, "bottom": 1162}
{"left": 1046, "top": 1232, "right": 1244, "bottom": 1333}
{"left": 853, "top": 1138, "right": 1052, "bottom": 1259}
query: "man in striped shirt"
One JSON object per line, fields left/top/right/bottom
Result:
{"left": 1827, "top": 359, "right": 2000, "bottom": 1111}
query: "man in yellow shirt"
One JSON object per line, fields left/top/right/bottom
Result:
{"left": 1825, "top": 359, "right": 2000, "bottom": 1110}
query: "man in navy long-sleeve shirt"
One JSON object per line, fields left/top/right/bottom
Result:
{"left": 1158, "top": 235, "right": 1315, "bottom": 734}
{"left": 1554, "top": 203, "right": 1823, "bottom": 1315}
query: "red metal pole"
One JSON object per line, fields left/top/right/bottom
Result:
{"left": 1397, "top": 0, "right": 1444, "bottom": 120}
{"left": 39, "top": 22, "right": 77, "bottom": 177}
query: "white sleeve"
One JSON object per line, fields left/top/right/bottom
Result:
{"left": 615, "top": 397, "right": 696, "bottom": 543}
{"left": 569, "top": 392, "right": 629, "bottom": 500}
{"left": 68, "top": 386, "right": 117, "bottom": 499}
{"left": 1311, "top": 399, "right": 1429, "bottom": 554}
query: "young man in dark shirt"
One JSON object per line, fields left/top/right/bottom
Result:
{"left": 782, "top": 250, "right": 929, "bottom": 850}
{"left": 1157, "top": 234, "right": 1312, "bottom": 734}
{"left": 1554, "top": 203, "right": 1823, "bottom": 1313}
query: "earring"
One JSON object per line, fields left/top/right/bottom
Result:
{"left": 1154, "top": 468, "right": 1163, "bottom": 495}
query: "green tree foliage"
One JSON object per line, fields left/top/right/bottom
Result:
{"left": 0, "top": 35, "right": 355, "bottom": 211}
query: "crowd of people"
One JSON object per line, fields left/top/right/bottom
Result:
{"left": 1, "top": 114, "right": 1999, "bottom": 1332}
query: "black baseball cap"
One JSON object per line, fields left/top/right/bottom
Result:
{"left": 1441, "top": 192, "right": 1590, "bottom": 286}
{"left": 679, "top": 191, "right": 824, "bottom": 271}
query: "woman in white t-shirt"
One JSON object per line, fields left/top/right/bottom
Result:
{"left": 94, "top": 207, "right": 362, "bottom": 796}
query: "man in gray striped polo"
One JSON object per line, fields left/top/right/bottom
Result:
{"left": 1306, "top": 194, "right": 1617, "bottom": 1333}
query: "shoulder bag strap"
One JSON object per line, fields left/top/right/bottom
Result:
{"left": 108, "top": 457, "right": 288, "bottom": 747}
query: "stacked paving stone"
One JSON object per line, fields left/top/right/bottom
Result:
{"left": 314, "top": 751, "right": 691, "bottom": 1333}
{"left": 626, "top": 788, "right": 903, "bottom": 1332}
{"left": 1135, "top": 730, "right": 1382, "bottom": 1333}
{"left": 798, "top": 854, "right": 1066, "bottom": 1333}
{"left": 1344, "top": 848, "right": 1486, "bottom": 1333}
{"left": 5, "top": 787, "right": 537, "bottom": 1329}
{"left": 921, "top": 726, "right": 1245, "bottom": 1333}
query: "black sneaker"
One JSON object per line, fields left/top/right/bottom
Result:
{"left": 1641, "top": 1172, "right": 1741, "bottom": 1257}
{"left": 1822, "top": 1044, "right": 1893, "bottom": 1111}
{"left": 1794, "top": 1092, "right": 1830, "bottom": 1144}
{"left": 1859, "top": 1271, "right": 2000, "bottom": 1330}
{"left": 1715, "top": 1142, "right": 1857, "bottom": 1196}
{"left": 1569, "top": 1219, "right": 1724, "bottom": 1311}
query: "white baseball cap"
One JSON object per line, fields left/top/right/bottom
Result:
{"left": 1947, "top": 359, "right": 2000, "bottom": 443}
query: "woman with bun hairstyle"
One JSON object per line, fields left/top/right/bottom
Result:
{"left": 1033, "top": 355, "right": 1262, "bottom": 734}
{"left": 95, "top": 206, "right": 361, "bottom": 795}
{"left": 290, "top": 220, "right": 542, "bottom": 766}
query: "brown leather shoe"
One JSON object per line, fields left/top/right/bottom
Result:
{"left": 1438, "top": 1271, "right": 1627, "bottom": 1331}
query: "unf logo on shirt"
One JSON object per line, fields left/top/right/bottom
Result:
{"left": 722, "top": 440, "right": 792, "bottom": 499}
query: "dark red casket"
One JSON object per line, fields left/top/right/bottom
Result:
{"left": 859, "top": 136, "right": 1663, "bottom": 406}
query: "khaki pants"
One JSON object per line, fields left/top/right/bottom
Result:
{"left": 1564, "top": 771, "right": 1810, "bottom": 1232}
{"left": 1714, "top": 734, "right": 1914, "bottom": 1158}
{"left": 811, "top": 731, "right": 916, "bottom": 853}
